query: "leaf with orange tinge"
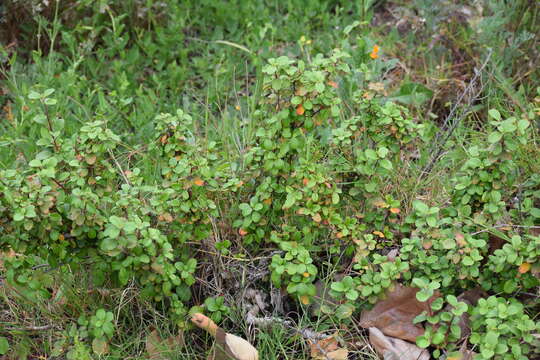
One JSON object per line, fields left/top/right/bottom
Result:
{"left": 455, "top": 232, "right": 467, "bottom": 247}
{"left": 372, "top": 231, "right": 385, "bottom": 238}
{"left": 296, "top": 105, "right": 305, "bottom": 115}
{"left": 238, "top": 229, "right": 248, "bottom": 236}
{"left": 518, "top": 262, "right": 531, "bottom": 274}
{"left": 390, "top": 208, "right": 400, "bottom": 214}
{"left": 300, "top": 295, "right": 311, "bottom": 305}
{"left": 310, "top": 333, "right": 348, "bottom": 360}
{"left": 312, "top": 213, "right": 322, "bottom": 223}
{"left": 368, "top": 327, "right": 429, "bottom": 360}
{"left": 327, "top": 80, "right": 339, "bottom": 89}
{"left": 193, "top": 178, "right": 205, "bottom": 186}
{"left": 359, "top": 284, "right": 440, "bottom": 342}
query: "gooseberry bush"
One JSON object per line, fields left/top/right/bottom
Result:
{"left": 1, "top": 50, "right": 539, "bottom": 358}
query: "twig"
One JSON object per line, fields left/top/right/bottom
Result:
{"left": 107, "top": 149, "right": 131, "bottom": 186}
{"left": 4, "top": 324, "right": 54, "bottom": 331}
{"left": 471, "top": 224, "right": 540, "bottom": 236}
{"left": 421, "top": 49, "right": 493, "bottom": 177}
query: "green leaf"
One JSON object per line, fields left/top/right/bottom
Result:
{"left": 0, "top": 337, "right": 9, "bottom": 355}
{"left": 517, "top": 119, "right": 529, "bottom": 132}
{"left": 331, "top": 282, "right": 345, "bottom": 292}
{"left": 13, "top": 209, "right": 24, "bottom": 222}
{"left": 335, "top": 303, "right": 354, "bottom": 320}
{"left": 28, "top": 91, "right": 41, "bottom": 99}
{"left": 488, "top": 131, "right": 502, "bottom": 143}
{"left": 488, "top": 109, "right": 501, "bottom": 121}
{"left": 503, "top": 280, "right": 516, "bottom": 294}
{"left": 499, "top": 119, "right": 516, "bottom": 133}
{"left": 44, "top": 98, "right": 57, "bottom": 105}
{"left": 377, "top": 147, "right": 389, "bottom": 158}
{"left": 380, "top": 159, "right": 393, "bottom": 170}
{"left": 109, "top": 216, "right": 125, "bottom": 229}
{"left": 416, "top": 335, "right": 430, "bottom": 348}
{"left": 416, "top": 289, "right": 431, "bottom": 302}
{"left": 413, "top": 200, "right": 429, "bottom": 214}
{"left": 365, "top": 149, "right": 378, "bottom": 160}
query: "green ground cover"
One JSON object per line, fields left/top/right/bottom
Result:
{"left": 0, "top": 1, "right": 539, "bottom": 359}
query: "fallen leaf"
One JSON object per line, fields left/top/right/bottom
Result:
{"left": 368, "top": 327, "right": 429, "bottom": 360}
{"left": 359, "top": 284, "right": 439, "bottom": 342}
{"left": 310, "top": 333, "right": 348, "bottom": 360}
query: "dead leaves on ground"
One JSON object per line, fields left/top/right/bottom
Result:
{"left": 369, "top": 327, "right": 429, "bottom": 360}
{"left": 359, "top": 284, "right": 439, "bottom": 342}
{"left": 146, "top": 329, "right": 185, "bottom": 359}
{"left": 310, "top": 333, "right": 348, "bottom": 360}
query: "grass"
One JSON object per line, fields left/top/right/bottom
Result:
{"left": 1, "top": 0, "right": 539, "bottom": 359}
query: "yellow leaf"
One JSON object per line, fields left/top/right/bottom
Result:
{"left": 300, "top": 295, "right": 310, "bottom": 305}
{"left": 373, "top": 231, "right": 385, "bottom": 238}
{"left": 518, "top": 262, "right": 531, "bottom": 274}
{"left": 373, "top": 199, "right": 389, "bottom": 208}
{"left": 312, "top": 213, "right": 322, "bottom": 223}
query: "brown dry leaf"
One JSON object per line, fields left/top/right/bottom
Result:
{"left": 368, "top": 327, "right": 429, "bottom": 360}
{"left": 146, "top": 329, "right": 185, "bottom": 359}
{"left": 310, "top": 333, "right": 348, "bottom": 360}
{"left": 359, "top": 284, "right": 439, "bottom": 342}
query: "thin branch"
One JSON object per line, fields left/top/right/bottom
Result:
{"left": 108, "top": 149, "right": 131, "bottom": 186}
{"left": 471, "top": 224, "right": 540, "bottom": 236}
